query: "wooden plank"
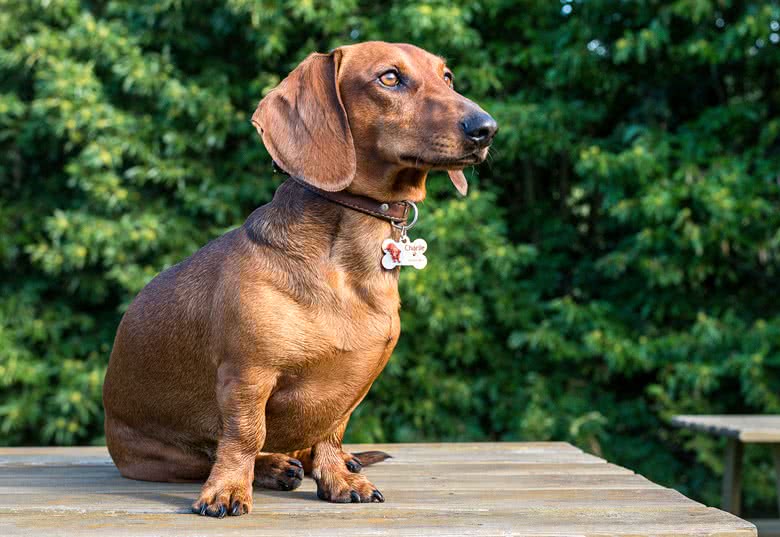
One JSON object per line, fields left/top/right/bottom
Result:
{"left": 0, "top": 488, "right": 705, "bottom": 514}
{"left": 672, "top": 415, "right": 780, "bottom": 442}
{"left": 721, "top": 438, "right": 743, "bottom": 516}
{"left": 0, "top": 507, "right": 757, "bottom": 537}
{"left": 0, "top": 444, "right": 756, "bottom": 537}
{"left": 0, "top": 443, "right": 594, "bottom": 464}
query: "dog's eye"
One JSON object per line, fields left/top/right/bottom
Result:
{"left": 444, "top": 72, "right": 454, "bottom": 88}
{"left": 379, "top": 70, "right": 400, "bottom": 87}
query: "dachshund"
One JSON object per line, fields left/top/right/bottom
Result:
{"left": 102, "top": 41, "right": 497, "bottom": 518}
{"left": 385, "top": 242, "right": 402, "bottom": 264}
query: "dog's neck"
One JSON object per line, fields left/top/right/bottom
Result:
{"left": 347, "top": 161, "right": 429, "bottom": 203}
{"left": 245, "top": 180, "right": 400, "bottom": 281}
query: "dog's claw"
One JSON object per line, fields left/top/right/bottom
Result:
{"left": 193, "top": 503, "right": 208, "bottom": 516}
{"left": 277, "top": 479, "right": 291, "bottom": 491}
{"left": 346, "top": 457, "right": 362, "bottom": 473}
{"left": 371, "top": 489, "right": 385, "bottom": 502}
{"left": 203, "top": 503, "right": 226, "bottom": 518}
{"left": 350, "top": 490, "right": 360, "bottom": 503}
{"left": 288, "top": 459, "right": 303, "bottom": 468}
{"left": 286, "top": 467, "right": 299, "bottom": 478}
{"left": 230, "top": 501, "right": 241, "bottom": 516}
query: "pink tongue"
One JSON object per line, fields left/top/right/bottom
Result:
{"left": 448, "top": 170, "right": 468, "bottom": 196}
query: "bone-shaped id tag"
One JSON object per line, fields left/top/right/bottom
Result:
{"left": 382, "top": 234, "right": 427, "bottom": 270}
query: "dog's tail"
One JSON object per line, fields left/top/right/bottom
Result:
{"left": 353, "top": 450, "right": 392, "bottom": 467}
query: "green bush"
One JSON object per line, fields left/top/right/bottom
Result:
{"left": 1, "top": 0, "right": 779, "bottom": 516}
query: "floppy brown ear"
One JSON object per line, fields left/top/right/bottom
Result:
{"left": 252, "top": 50, "right": 355, "bottom": 191}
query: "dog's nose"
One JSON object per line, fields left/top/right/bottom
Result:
{"left": 461, "top": 112, "right": 498, "bottom": 146}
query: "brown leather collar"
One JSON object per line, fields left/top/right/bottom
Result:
{"left": 274, "top": 162, "right": 410, "bottom": 225}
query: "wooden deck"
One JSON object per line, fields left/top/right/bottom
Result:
{"left": 0, "top": 442, "right": 755, "bottom": 536}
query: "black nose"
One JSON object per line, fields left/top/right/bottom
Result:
{"left": 461, "top": 112, "right": 498, "bottom": 146}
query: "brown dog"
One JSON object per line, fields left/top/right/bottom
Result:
{"left": 102, "top": 41, "right": 497, "bottom": 518}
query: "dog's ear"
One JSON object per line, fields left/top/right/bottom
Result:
{"left": 252, "top": 50, "right": 355, "bottom": 192}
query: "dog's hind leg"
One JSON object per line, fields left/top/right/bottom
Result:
{"left": 105, "top": 417, "right": 212, "bottom": 482}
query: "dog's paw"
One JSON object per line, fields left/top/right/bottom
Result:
{"left": 314, "top": 469, "right": 384, "bottom": 503}
{"left": 254, "top": 453, "right": 304, "bottom": 491}
{"left": 192, "top": 479, "right": 252, "bottom": 518}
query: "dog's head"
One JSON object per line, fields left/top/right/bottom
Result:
{"left": 252, "top": 41, "right": 497, "bottom": 201}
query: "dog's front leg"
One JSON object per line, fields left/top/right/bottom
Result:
{"left": 311, "top": 430, "right": 385, "bottom": 503}
{"left": 192, "top": 366, "right": 276, "bottom": 518}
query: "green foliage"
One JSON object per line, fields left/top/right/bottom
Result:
{"left": 2, "top": 0, "right": 780, "bottom": 516}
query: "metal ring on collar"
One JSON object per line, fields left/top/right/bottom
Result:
{"left": 393, "top": 201, "right": 418, "bottom": 230}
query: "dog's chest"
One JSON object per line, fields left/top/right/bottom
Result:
{"left": 260, "top": 270, "right": 400, "bottom": 451}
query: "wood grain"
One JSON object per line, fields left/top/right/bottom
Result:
{"left": 0, "top": 443, "right": 755, "bottom": 536}
{"left": 672, "top": 415, "right": 780, "bottom": 442}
